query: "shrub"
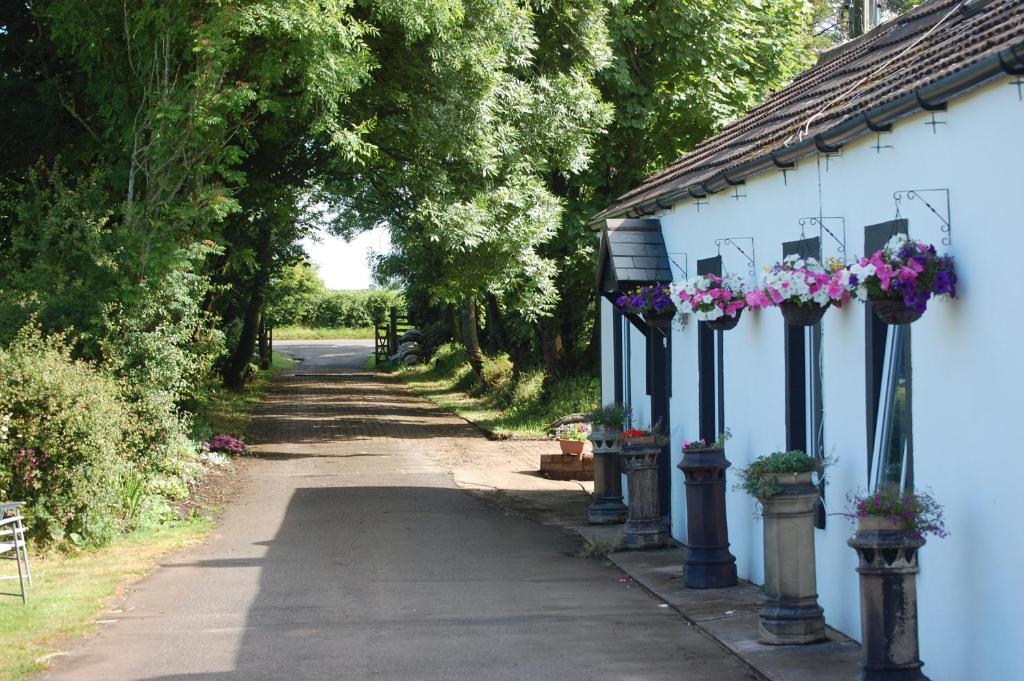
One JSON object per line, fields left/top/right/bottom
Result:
{"left": 479, "top": 354, "right": 514, "bottom": 397}
{"left": 0, "top": 330, "right": 131, "bottom": 545}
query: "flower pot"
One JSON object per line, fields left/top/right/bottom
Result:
{"left": 619, "top": 444, "right": 668, "bottom": 549}
{"left": 558, "top": 439, "right": 585, "bottom": 456}
{"left": 870, "top": 298, "right": 924, "bottom": 325}
{"left": 848, "top": 517, "right": 931, "bottom": 680}
{"left": 706, "top": 309, "right": 742, "bottom": 332}
{"left": 677, "top": 446, "right": 738, "bottom": 588}
{"left": 779, "top": 301, "right": 828, "bottom": 327}
{"left": 757, "top": 471, "right": 826, "bottom": 645}
{"left": 587, "top": 426, "right": 627, "bottom": 525}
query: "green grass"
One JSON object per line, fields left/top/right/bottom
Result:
{"left": 273, "top": 325, "right": 374, "bottom": 340}
{"left": 392, "top": 343, "right": 599, "bottom": 439}
{"left": 0, "top": 353, "right": 292, "bottom": 680}
{"left": 0, "top": 519, "right": 211, "bottom": 680}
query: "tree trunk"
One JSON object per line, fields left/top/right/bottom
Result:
{"left": 224, "top": 220, "right": 272, "bottom": 389}
{"left": 538, "top": 317, "right": 565, "bottom": 377}
{"left": 224, "top": 287, "right": 263, "bottom": 389}
{"left": 448, "top": 303, "right": 461, "bottom": 343}
{"left": 484, "top": 293, "right": 505, "bottom": 352}
{"left": 461, "top": 296, "right": 485, "bottom": 376}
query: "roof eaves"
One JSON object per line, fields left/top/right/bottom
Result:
{"left": 590, "top": 38, "right": 1024, "bottom": 226}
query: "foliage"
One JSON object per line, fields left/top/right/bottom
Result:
{"left": 849, "top": 488, "right": 948, "bottom": 540}
{"left": 589, "top": 403, "right": 628, "bottom": 429}
{"left": 477, "top": 354, "right": 515, "bottom": 398}
{"left": 736, "top": 450, "right": 822, "bottom": 499}
{"left": 0, "top": 331, "right": 130, "bottom": 545}
{"left": 266, "top": 264, "right": 403, "bottom": 328}
{"left": 272, "top": 325, "right": 375, "bottom": 340}
{"left": 394, "top": 342, "right": 599, "bottom": 439}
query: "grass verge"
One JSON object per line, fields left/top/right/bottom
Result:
{"left": 273, "top": 325, "right": 374, "bottom": 340}
{"left": 391, "top": 343, "right": 598, "bottom": 439}
{"left": 0, "top": 351, "right": 290, "bottom": 680}
{"left": 0, "top": 520, "right": 211, "bottom": 681}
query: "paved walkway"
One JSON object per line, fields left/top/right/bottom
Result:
{"left": 42, "top": 340, "right": 759, "bottom": 681}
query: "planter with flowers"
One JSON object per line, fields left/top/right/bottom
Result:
{"left": 737, "top": 450, "right": 826, "bottom": 644}
{"left": 746, "top": 255, "right": 854, "bottom": 327}
{"left": 848, "top": 235, "right": 957, "bottom": 325}
{"left": 677, "top": 430, "right": 738, "bottom": 588}
{"left": 555, "top": 423, "right": 589, "bottom": 456}
{"left": 848, "top": 489, "right": 947, "bottom": 681}
{"left": 619, "top": 425, "right": 669, "bottom": 549}
{"left": 672, "top": 274, "right": 749, "bottom": 331}
{"left": 587, "top": 404, "right": 629, "bottom": 525}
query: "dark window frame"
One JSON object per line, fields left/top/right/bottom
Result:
{"left": 864, "top": 219, "right": 914, "bottom": 492}
{"left": 697, "top": 256, "right": 723, "bottom": 442}
{"left": 782, "top": 237, "right": 826, "bottom": 527}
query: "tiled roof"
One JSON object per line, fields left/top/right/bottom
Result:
{"left": 596, "top": 219, "right": 673, "bottom": 291}
{"left": 594, "top": 0, "right": 1024, "bottom": 223}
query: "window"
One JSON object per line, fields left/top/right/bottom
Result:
{"left": 864, "top": 220, "right": 913, "bottom": 492}
{"left": 783, "top": 237, "right": 825, "bottom": 527}
{"left": 697, "top": 256, "right": 723, "bottom": 442}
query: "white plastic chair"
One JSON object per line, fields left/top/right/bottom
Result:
{"left": 0, "top": 502, "right": 31, "bottom": 603}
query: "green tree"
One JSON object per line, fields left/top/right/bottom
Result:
{"left": 332, "top": 0, "right": 612, "bottom": 373}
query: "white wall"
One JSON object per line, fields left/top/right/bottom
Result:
{"left": 600, "top": 76, "right": 1024, "bottom": 680}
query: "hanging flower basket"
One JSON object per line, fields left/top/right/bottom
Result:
{"left": 707, "top": 308, "right": 742, "bottom": 331}
{"left": 614, "top": 284, "right": 677, "bottom": 318}
{"left": 745, "top": 255, "right": 853, "bottom": 327}
{"left": 672, "top": 273, "right": 749, "bottom": 331}
{"left": 779, "top": 301, "right": 829, "bottom": 327}
{"left": 848, "top": 235, "right": 957, "bottom": 324}
{"left": 869, "top": 297, "right": 924, "bottom": 325}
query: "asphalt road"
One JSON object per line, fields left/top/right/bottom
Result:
{"left": 43, "top": 340, "right": 758, "bottom": 681}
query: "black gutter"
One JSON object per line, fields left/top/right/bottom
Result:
{"left": 591, "top": 41, "right": 1024, "bottom": 226}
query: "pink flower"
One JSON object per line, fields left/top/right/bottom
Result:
{"left": 768, "top": 287, "right": 785, "bottom": 304}
{"left": 745, "top": 289, "right": 771, "bottom": 309}
{"left": 725, "top": 301, "right": 745, "bottom": 317}
{"left": 876, "top": 264, "right": 894, "bottom": 291}
{"left": 897, "top": 266, "right": 919, "bottom": 284}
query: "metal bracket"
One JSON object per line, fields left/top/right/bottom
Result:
{"left": 894, "top": 189, "right": 952, "bottom": 246}
{"left": 798, "top": 217, "right": 847, "bottom": 262}
{"left": 667, "top": 252, "right": 689, "bottom": 281}
{"left": 715, "top": 237, "right": 756, "bottom": 277}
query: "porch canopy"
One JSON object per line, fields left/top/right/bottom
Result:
{"left": 596, "top": 218, "right": 672, "bottom": 331}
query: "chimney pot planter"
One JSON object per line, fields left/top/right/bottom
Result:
{"left": 757, "top": 471, "right": 827, "bottom": 644}
{"left": 848, "top": 516, "right": 931, "bottom": 680}
{"left": 677, "top": 446, "right": 738, "bottom": 588}
{"left": 587, "top": 426, "right": 627, "bottom": 524}
{"left": 619, "top": 443, "right": 668, "bottom": 549}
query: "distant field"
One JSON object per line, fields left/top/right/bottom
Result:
{"left": 273, "top": 326, "right": 375, "bottom": 340}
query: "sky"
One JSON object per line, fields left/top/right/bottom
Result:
{"left": 301, "top": 226, "right": 391, "bottom": 290}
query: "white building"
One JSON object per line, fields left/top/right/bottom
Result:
{"left": 593, "top": 2, "right": 1024, "bottom": 679}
